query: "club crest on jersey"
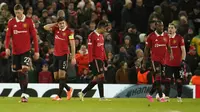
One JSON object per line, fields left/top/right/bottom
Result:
{"left": 163, "top": 37, "right": 167, "bottom": 42}
{"left": 173, "top": 40, "right": 176, "bottom": 44}
{"left": 23, "top": 23, "right": 27, "bottom": 28}
{"left": 62, "top": 32, "right": 66, "bottom": 36}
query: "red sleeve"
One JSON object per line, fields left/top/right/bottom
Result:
{"left": 179, "top": 36, "right": 185, "bottom": 46}
{"left": 29, "top": 19, "right": 39, "bottom": 53}
{"left": 88, "top": 34, "right": 93, "bottom": 62}
{"left": 5, "top": 20, "right": 12, "bottom": 49}
{"left": 146, "top": 35, "right": 152, "bottom": 48}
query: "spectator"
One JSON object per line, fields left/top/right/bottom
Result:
{"left": 121, "top": 0, "right": 133, "bottom": 30}
{"left": 26, "top": 6, "right": 33, "bottom": 18}
{"left": 75, "top": 45, "right": 89, "bottom": 77}
{"left": 0, "top": 2, "right": 12, "bottom": 35}
{"left": 38, "top": 62, "right": 53, "bottom": 83}
{"left": 190, "top": 66, "right": 200, "bottom": 85}
{"left": 115, "top": 61, "right": 130, "bottom": 84}
{"left": 133, "top": 0, "right": 148, "bottom": 33}
{"left": 104, "top": 52, "right": 116, "bottom": 83}
{"left": 136, "top": 33, "right": 147, "bottom": 51}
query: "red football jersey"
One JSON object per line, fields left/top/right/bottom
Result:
{"left": 52, "top": 26, "right": 74, "bottom": 56}
{"left": 5, "top": 15, "right": 39, "bottom": 55}
{"left": 88, "top": 31, "right": 107, "bottom": 62}
{"left": 146, "top": 31, "right": 169, "bottom": 64}
{"left": 165, "top": 34, "right": 185, "bottom": 66}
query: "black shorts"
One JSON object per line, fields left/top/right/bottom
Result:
{"left": 53, "top": 54, "right": 69, "bottom": 72}
{"left": 12, "top": 51, "right": 31, "bottom": 71}
{"left": 91, "top": 59, "right": 104, "bottom": 76}
{"left": 151, "top": 61, "right": 164, "bottom": 75}
{"left": 165, "top": 65, "right": 181, "bottom": 79}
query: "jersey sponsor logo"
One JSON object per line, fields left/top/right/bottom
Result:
{"left": 154, "top": 44, "right": 166, "bottom": 47}
{"left": 55, "top": 35, "right": 65, "bottom": 41}
{"left": 171, "top": 46, "right": 178, "bottom": 48}
{"left": 97, "top": 43, "right": 104, "bottom": 47}
{"left": 14, "top": 25, "right": 17, "bottom": 27}
{"left": 13, "top": 30, "right": 28, "bottom": 34}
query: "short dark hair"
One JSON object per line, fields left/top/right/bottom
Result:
{"left": 57, "top": 17, "right": 66, "bottom": 22}
{"left": 14, "top": 4, "right": 23, "bottom": 10}
{"left": 155, "top": 20, "right": 163, "bottom": 25}
{"left": 97, "top": 20, "right": 108, "bottom": 29}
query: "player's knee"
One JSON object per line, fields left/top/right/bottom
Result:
{"left": 54, "top": 72, "right": 59, "bottom": 80}
{"left": 176, "top": 79, "right": 182, "bottom": 84}
{"left": 58, "top": 70, "right": 66, "bottom": 79}
{"left": 22, "top": 66, "right": 29, "bottom": 73}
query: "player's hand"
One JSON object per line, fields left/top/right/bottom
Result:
{"left": 180, "top": 60, "right": 185, "bottom": 67}
{"left": 33, "top": 52, "right": 40, "bottom": 60}
{"left": 89, "top": 62, "right": 93, "bottom": 71}
{"left": 170, "top": 54, "right": 174, "bottom": 61}
{"left": 104, "top": 67, "right": 108, "bottom": 71}
{"left": 71, "top": 57, "right": 76, "bottom": 65}
{"left": 5, "top": 49, "right": 10, "bottom": 57}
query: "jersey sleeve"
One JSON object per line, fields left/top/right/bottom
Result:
{"left": 179, "top": 36, "right": 185, "bottom": 46}
{"left": 29, "top": 19, "right": 39, "bottom": 53}
{"left": 146, "top": 35, "right": 152, "bottom": 48}
{"left": 5, "top": 20, "right": 12, "bottom": 49}
{"left": 69, "top": 29, "right": 74, "bottom": 40}
{"left": 88, "top": 34, "right": 94, "bottom": 62}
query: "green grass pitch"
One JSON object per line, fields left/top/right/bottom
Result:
{"left": 0, "top": 97, "right": 200, "bottom": 112}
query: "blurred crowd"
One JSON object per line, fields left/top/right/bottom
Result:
{"left": 0, "top": 0, "right": 200, "bottom": 84}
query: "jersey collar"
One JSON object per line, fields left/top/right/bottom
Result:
{"left": 170, "top": 33, "right": 176, "bottom": 38}
{"left": 94, "top": 30, "right": 100, "bottom": 36}
{"left": 59, "top": 26, "right": 67, "bottom": 31}
{"left": 16, "top": 15, "right": 26, "bottom": 22}
{"left": 155, "top": 31, "right": 164, "bottom": 36}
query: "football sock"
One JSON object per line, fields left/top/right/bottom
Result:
{"left": 82, "top": 80, "right": 97, "bottom": 94}
{"left": 97, "top": 79, "right": 104, "bottom": 98}
{"left": 18, "top": 72, "right": 28, "bottom": 94}
{"left": 164, "top": 78, "right": 171, "bottom": 96}
{"left": 58, "top": 79, "right": 65, "bottom": 98}
{"left": 177, "top": 80, "right": 183, "bottom": 97}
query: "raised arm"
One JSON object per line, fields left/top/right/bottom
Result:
{"left": 43, "top": 23, "right": 57, "bottom": 31}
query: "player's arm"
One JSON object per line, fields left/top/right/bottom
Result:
{"left": 88, "top": 34, "right": 94, "bottom": 70}
{"left": 5, "top": 20, "right": 12, "bottom": 57}
{"left": 143, "top": 46, "right": 150, "bottom": 64}
{"left": 69, "top": 32, "right": 76, "bottom": 65}
{"left": 143, "top": 35, "right": 151, "bottom": 65}
{"left": 30, "top": 19, "right": 39, "bottom": 60}
{"left": 43, "top": 23, "right": 57, "bottom": 31}
{"left": 180, "top": 38, "right": 186, "bottom": 62}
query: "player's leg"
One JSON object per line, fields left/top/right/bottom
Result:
{"left": 57, "top": 55, "right": 72, "bottom": 100}
{"left": 19, "top": 51, "right": 31, "bottom": 102}
{"left": 147, "top": 61, "right": 164, "bottom": 102}
{"left": 58, "top": 55, "right": 73, "bottom": 100}
{"left": 164, "top": 65, "right": 174, "bottom": 101}
{"left": 175, "top": 67, "right": 183, "bottom": 102}
{"left": 52, "top": 56, "right": 61, "bottom": 100}
{"left": 79, "top": 60, "right": 98, "bottom": 101}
